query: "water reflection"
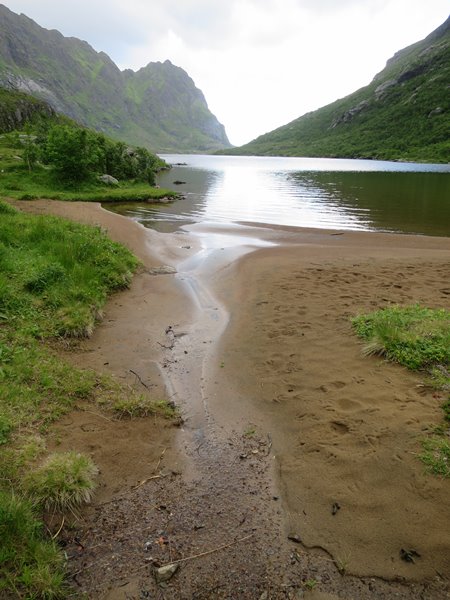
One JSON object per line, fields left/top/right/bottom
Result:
{"left": 288, "top": 171, "right": 450, "bottom": 236}
{"left": 106, "top": 155, "right": 450, "bottom": 236}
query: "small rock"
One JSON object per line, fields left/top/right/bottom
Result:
{"left": 154, "top": 563, "right": 179, "bottom": 583}
{"left": 400, "top": 548, "right": 421, "bottom": 563}
{"left": 259, "top": 592, "right": 268, "bottom": 600}
{"left": 147, "top": 266, "right": 177, "bottom": 275}
{"left": 331, "top": 502, "right": 341, "bottom": 515}
{"left": 288, "top": 534, "right": 302, "bottom": 544}
{"left": 98, "top": 174, "right": 119, "bottom": 186}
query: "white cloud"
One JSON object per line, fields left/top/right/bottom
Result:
{"left": 1, "top": 0, "right": 449, "bottom": 145}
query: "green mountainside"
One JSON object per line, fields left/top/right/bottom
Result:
{"left": 225, "top": 17, "right": 450, "bottom": 163}
{"left": 0, "top": 4, "right": 231, "bottom": 153}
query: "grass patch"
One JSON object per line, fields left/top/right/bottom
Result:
{"left": 108, "top": 395, "right": 178, "bottom": 419}
{"left": 352, "top": 304, "right": 450, "bottom": 478}
{"left": 420, "top": 437, "right": 450, "bottom": 478}
{"left": 0, "top": 201, "right": 138, "bottom": 337}
{"left": 243, "top": 425, "right": 257, "bottom": 438}
{"left": 352, "top": 305, "right": 450, "bottom": 371}
{"left": 24, "top": 452, "right": 98, "bottom": 512}
{"left": 0, "top": 200, "right": 176, "bottom": 596}
{"left": 0, "top": 491, "right": 65, "bottom": 599}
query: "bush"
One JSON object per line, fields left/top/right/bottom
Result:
{"left": 42, "top": 125, "right": 102, "bottom": 183}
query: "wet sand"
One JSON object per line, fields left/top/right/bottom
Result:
{"left": 13, "top": 200, "right": 450, "bottom": 598}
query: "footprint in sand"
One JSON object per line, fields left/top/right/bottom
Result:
{"left": 330, "top": 421, "right": 350, "bottom": 434}
{"left": 319, "top": 381, "right": 346, "bottom": 392}
{"left": 331, "top": 381, "right": 346, "bottom": 389}
{"left": 336, "top": 397, "right": 363, "bottom": 412}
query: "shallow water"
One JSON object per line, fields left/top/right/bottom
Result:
{"left": 108, "top": 154, "right": 450, "bottom": 237}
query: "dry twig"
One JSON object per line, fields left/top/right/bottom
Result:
{"left": 161, "top": 533, "right": 254, "bottom": 567}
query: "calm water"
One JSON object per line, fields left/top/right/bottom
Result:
{"left": 109, "top": 155, "right": 450, "bottom": 237}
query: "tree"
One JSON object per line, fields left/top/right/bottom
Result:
{"left": 42, "top": 125, "right": 102, "bottom": 182}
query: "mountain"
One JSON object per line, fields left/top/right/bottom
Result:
{"left": 0, "top": 4, "right": 231, "bottom": 153}
{"left": 224, "top": 17, "right": 450, "bottom": 163}
{"left": 0, "top": 87, "right": 55, "bottom": 132}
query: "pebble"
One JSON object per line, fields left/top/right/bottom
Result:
{"left": 154, "top": 563, "right": 179, "bottom": 584}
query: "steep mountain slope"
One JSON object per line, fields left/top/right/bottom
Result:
{"left": 0, "top": 4, "right": 230, "bottom": 153}
{"left": 226, "top": 17, "right": 449, "bottom": 163}
{"left": 0, "top": 87, "right": 55, "bottom": 131}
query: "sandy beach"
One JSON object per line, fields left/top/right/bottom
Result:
{"left": 14, "top": 200, "right": 450, "bottom": 599}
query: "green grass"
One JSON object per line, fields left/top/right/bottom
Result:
{"left": 0, "top": 491, "right": 65, "bottom": 599}
{"left": 0, "top": 202, "right": 138, "bottom": 338}
{"left": 352, "top": 304, "right": 450, "bottom": 477}
{"left": 0, "top": 200, "right": 176, "bottom": 596}
{"left": 24, "top": 452, "right": 98, "bottom": 512}
{"left": 420, "top": 437, "right": 450, "bottom": 477}
{"left": 106, "top": 395, "right": 178, "bottom": 419}
{"left": 352, "top": 305, "right": 450, "bottom": 371}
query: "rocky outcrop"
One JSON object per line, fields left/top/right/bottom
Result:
{"left": 0, "top": 88, "right": 55, "bottom": 132}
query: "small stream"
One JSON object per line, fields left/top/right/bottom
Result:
{"left": 154, "top": 223, "right": 275, "bottom": 477}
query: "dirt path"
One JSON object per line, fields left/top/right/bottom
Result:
{"left": 15, "top": 201, "right": 450, "bottom": 599}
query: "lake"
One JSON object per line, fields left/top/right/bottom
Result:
{"left": 108, "top": 155, "right": 450, "bottom": 237}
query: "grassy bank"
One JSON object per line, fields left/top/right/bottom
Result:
{"left": 353, "top": 305, "right": 450, "bottom": 477}
{"left": 0, "top": 201, "right": 174, "bottom": 597}
{"left": 0, "top": 131, "right": 176, "bottom": 203}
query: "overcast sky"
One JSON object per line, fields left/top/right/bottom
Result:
{"left": 2, "top": 1, "right": 449, "bottom": 145}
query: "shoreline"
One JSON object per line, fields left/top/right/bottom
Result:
{"left": 14, "top": 199, "right": 450, "bottom": 598}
